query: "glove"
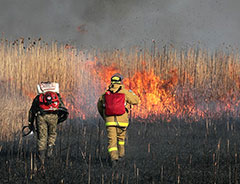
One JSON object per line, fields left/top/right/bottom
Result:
{"left": 129, "top": 89, "right": 136, "bottom": 95}
{"left": 58, "top": 107, "right": 69, "bottom": 124}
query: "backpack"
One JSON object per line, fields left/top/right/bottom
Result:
{"left": 104, "top": 89, "right": 126, "bottom": 116}
{"left": 39, "top": 91, "right": 60, "bottom": 111}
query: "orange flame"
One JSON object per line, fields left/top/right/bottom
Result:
{"left": 21, "top": 61, "right": 240, "bottom": 122}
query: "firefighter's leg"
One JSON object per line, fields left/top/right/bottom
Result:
{"left": 37, "top": 115, "right": 48, "bottom": 151}
{"left": 106, "top": 126, "right": 119, "bottom": 161}
{"left": 117, "top": 127, "right": 127, "bottom": 158}
{"left": 46, "top": 114, "right": 58, "bottom": 157}
{"left": 36, "top": 115, "right": 48, "bottom": 166}
{"left": 38, "top": 150, "right": 46, "bottom": 169}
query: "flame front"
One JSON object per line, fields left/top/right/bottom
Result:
{"left": 12, "top": 42, "right": 240, "bottom": 122}
{"left": 84, "top": 61, "right": 198, "bottom": 121}
{"left": 124, "top": 69, "right": 181, "bottom": 120}
{"left": 22, "top": 60, "right": 240, "bottom": 122}
{"left": 84, "top": 62, "right": 240, "bottom": 121}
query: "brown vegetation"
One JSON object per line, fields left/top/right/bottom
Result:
{"left": 1, "top": 38, "right": 240, "bottom": 140}
{"left": 1, "top": 38, "right": 240, "bottom": 183}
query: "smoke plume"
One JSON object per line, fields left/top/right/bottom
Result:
{"left": 0, "top": 0, "right": 240, "bottom": 49}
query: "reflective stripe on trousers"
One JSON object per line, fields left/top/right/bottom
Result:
{"left": 108, "top": 147, "right": 118, "bottom": 152}
{"left": 118, "top": 141, "right": 125, "bottom": 145}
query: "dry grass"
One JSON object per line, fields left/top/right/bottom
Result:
{"left": 1, "top": 38, "right": 240, "bottom": 141}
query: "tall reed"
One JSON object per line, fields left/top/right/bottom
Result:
{"left": 1, "top": 38, "right": 240, "bottom": 141}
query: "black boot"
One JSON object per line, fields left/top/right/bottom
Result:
{"left": 110, "top": 160, "right": 118, "bottom": 168}
{"left": 118, "top": 157, "right": 125, "bottom": 162}
{"left": 38, "top": 150, "right": 46, "bottom": 166}
{"left": 47, "top": 145, "right": 54, "bottom": 158}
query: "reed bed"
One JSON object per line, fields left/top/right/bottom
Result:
{"left": 1, "top": 38, "right": 240, "bottom": 140}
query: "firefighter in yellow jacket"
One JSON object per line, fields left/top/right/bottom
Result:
{"left": 97, "top": 73, "right": 139, "bottom": 166}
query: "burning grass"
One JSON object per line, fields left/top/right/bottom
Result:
{"left": 1, "top": 38, "right": 240, "bottom": 140}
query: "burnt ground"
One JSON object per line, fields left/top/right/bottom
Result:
{"left": 1, "top": 117, "right": 240, "bottom": 184}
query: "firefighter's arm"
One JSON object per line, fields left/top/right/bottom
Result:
{"left": 57, "top": 93, "right": 65, "bottom": 108}
{"left": 56, "top": 94, "right": 69, "bottom": 123}
{"left": 28, "top": 96, "right": 39, "bottom": 124}
{"left": 126, "top": 90, "right": 139, "bottom": 105}
{"left": 97, "top": 96, "right": 104, "bottom": 118}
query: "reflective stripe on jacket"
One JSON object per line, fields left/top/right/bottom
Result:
{"left": 105, "top": 121, "right": 129, "bottom": 127}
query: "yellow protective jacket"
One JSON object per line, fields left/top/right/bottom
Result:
{"left": 97, "top": 84, "right": 139, "bottom": 127}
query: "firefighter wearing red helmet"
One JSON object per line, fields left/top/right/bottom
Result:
{"left": 97, "top": 73, "right": 139, "bottom": 167}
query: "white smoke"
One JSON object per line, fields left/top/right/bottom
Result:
{"left": 0, "top": 0, "right": 240, "bottom": 49}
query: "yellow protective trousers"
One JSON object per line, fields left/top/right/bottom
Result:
{"left": 106, "top": 126, "right": 127, "bottom": 161}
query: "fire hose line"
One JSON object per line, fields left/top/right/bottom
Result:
{"left": 22, "top": 125, "right": 34, "bottom": 137}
